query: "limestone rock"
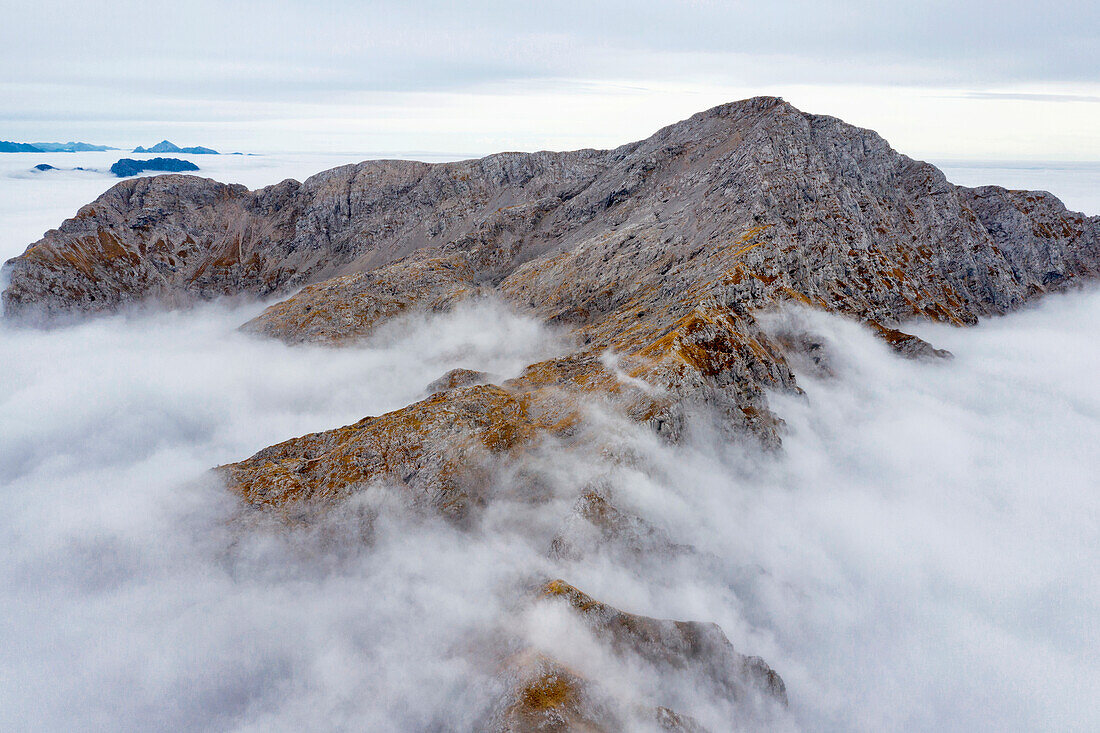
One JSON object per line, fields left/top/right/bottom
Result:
{"left": 10, "top": 97, "right": 1097, "bottom": 724}
{"left": 540, "top": 579, "right": 787, "bottom": 708}
{"left": 868, "top": 321, "right": 953, "bottom": 360}
{"left": 8, "top": 97, "right": 1097, "bottom": 330}
{"left": 425, "top": 367, "right": 493, "bottom": 393}
{"left": 216, "top": 358, "right": 673, "bottom": 523}
{"left": 241, "top": 252, "right": 485, "bottom": 344}
{"left": 1, "top": 175, "right": 304, "bottom": 318}
{"left": 485, "top": 651, "right": 621, "bottom": 732}
{"left": 549, "top": 486, "right": 692, "bottom": 562}
{"left": 485, "top": 652, "right": 712, "bottom": 732}
{"left": 485, "top": 579, "right": 787, "bottom": 731}
{"left": 217, "top": 384, "right": 545, "bottom": 523}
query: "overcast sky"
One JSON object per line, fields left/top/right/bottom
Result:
{"left": 3, "top": 0, "right": 1099, "bottom": 159}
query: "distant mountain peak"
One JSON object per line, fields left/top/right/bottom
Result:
{"left": 0, "top": 141, "right": 45, "bottom": 153}
{"left": 133, "top": 140, "right": 218, "bottom": 155}
{"left": 29, "top": 141, "right": 118, "bottom": 152}
{"left": 109, "top": 157, "right": 200, "bottom": 177}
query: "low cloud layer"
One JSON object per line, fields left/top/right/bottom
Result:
{"left": 0, "top": 300, "right": 568, "bottom": 730}
{"left": 1, "top": 282, "right": 1098, "bottom": 730}
{"left": 2, "top": 157, "right": 1098, "bottom": 731}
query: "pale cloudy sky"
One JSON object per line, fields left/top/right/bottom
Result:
{"left": 3, "top": 0, "right": 1099, "bottom": 159}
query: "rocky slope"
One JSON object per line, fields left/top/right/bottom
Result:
{"left": 482, "top": 580, "right": 787, "bottom": 731}
{"left": 5, "top": 97, "right": 1100, "bottom": 728}
{"left": 5, "top": 97, "right": 1096, "bottom": 326}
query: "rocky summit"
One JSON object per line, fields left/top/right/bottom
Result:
{"left": 3, "top": 96, "right": 1099, "bottom": 729}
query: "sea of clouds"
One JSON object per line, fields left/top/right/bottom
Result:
{"left": 0, "top": 152, "right": 1097, "bottom": 731}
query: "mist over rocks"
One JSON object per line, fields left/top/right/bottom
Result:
{"left": 2, "top": 277, "right": 1099, "bottom": 730}
{"left": 8, "top": 96, "right": 1095, "bottom": 453}
{"left": 481, "top": 579, "right": 788, "bottom": 731}
{"left": 2, "top": 98, "right": 1100, "bottom": 730}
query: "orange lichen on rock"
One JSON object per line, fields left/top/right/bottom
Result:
{"left": 242, "top": 253, "right": 481, "bottom": 345}
{"left": 867, "top": 320, "right": 953, "bottom": 360}
{"left": 217, "top": 384, "right": 544, "bottom": 522}
{"left": 519, "top": 668, "right": 576, "bottom": 711}
{"left": 486, "top": 651, "right": 611, "bottom": 732}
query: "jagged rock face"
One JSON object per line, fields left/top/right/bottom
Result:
{"left": 425, "top": 367, "right": 494, "bottom": 393}
{"left": 549, "top": 486, "right": 693, "bottom": 562}
{"left": 7, "top": 97, "right": 1096, "bottom": 327}
{"left": 11, "top": 95, "right": 1097, "bottom": 527}
{"left": 486, "top": 653, "right": 708, "bottom": 732}
{"left": 486, "top": 651, "right": 619, "bottom": 732}
{"left": 172, "top": 97, "right": 1100, "bottom": 527}
{"left": 541, "top": 580, "right": 787, "bottom": 708}
{"left": 483, "top": 580, "right": 786, "bottom": 732}
{"left": 1, "top": 149, "right": 609, "bottom": 318}
{"left": 1, "top": 175, "right": 304, "bottom": 317}
{"left": 216, "top": 350, "right": 682, "bottom": 522}
{"left": 494, "top": 110, "right": 1100, "bottom": 341}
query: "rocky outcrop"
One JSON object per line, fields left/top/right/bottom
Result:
{"left": 541, "top": 579, "right": 787, "bottom": 707}
{"left": 549, "top": 486, "right": 693, "bottom": 562}
{"left": 425, "top": 367, "right": 493, "bottom": 393}
{"left": 241, "top": 252, "right": 487, "bottom": 344}
{"left": 486, "top": 651, "right": 710, "bottom": 732}
{"left": 152, "top": 99, "right": 1100, "bottom": 533}
{"left": 1, "top": 175, "right": 305, "bottom": 317}
{"left": 482, "top": 580, "right": 787, "bottom": 732}
{"left": 216, "top": 346, "right": 686, "bottom": 522}
{"left": 868, "top": 321, "right": 953, "bottom": 359}
{"left": 0, "top": 150, "right": 607, "bottom": 317}
{"left": 11, "top": 95, "right": 1098, "bottom": 483}
{"left": 217, "top": 384, "right": 547, "bottom": 523}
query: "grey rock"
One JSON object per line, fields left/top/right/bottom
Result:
{"left": 8, "top": 97, "right": 1096, "bottom": 328}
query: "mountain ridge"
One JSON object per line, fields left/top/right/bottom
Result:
{"left": 5, "top": 96, "right": 1095, "bottom": 325}
{"left": 4, "top": 96, "right": 1099, "bottom": 729}
{"left": 3, "top": 95, "right": 1096, "bottom": 447}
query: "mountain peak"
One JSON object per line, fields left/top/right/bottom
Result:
{"left": 5, "top": 99, "right": 1097, "bottom": 342}
{"left": 131, "top": 140, "right": 219, "bottom": 155}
